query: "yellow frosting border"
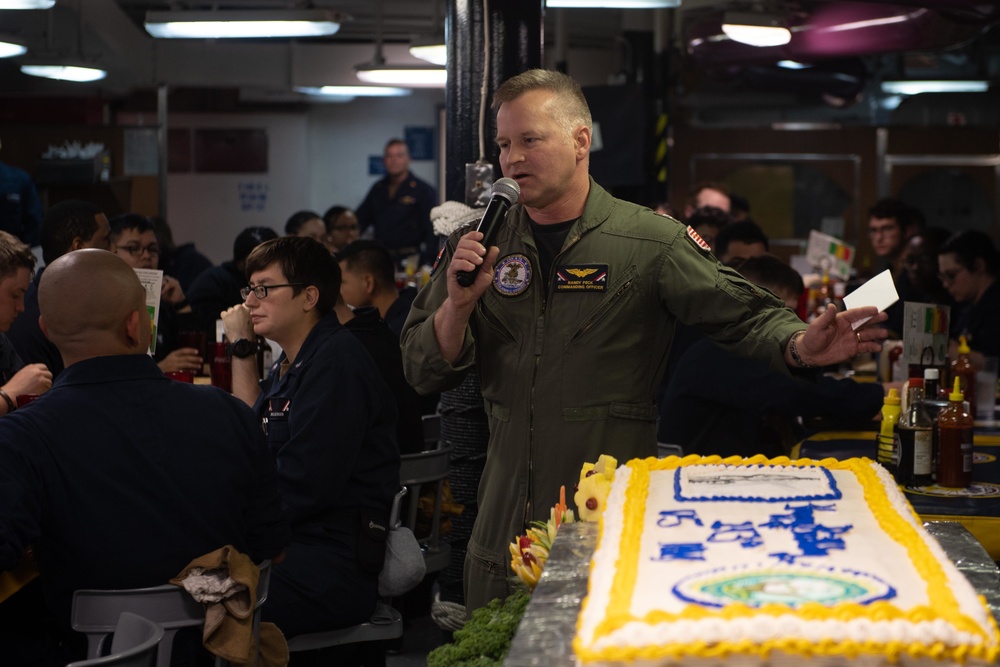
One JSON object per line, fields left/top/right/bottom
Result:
{"left": 575, "top": 454, "right": 1000, "bottom": 664}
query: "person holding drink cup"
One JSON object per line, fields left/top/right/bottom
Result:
{"left": 220, "top": 236, "right": 399, "bottom": 637}
{"left": 0, "top": 229, "right": 51, "bottom": 415}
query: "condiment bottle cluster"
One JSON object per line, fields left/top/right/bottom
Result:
{"left": 877, "top": 375, "right": 974, "bottom": 488}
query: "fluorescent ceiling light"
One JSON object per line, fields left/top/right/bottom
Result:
{"left": 296, "top": 86, "right": 410, "bottom": 97}
{"left": 356, "top": 63, "right": 446, "bottom": 88}
{"left": 145, "top": 9, "right": 341, "bottom": 39}
{"left": 409, "top": 40, "right": 446, "bottom": 66}
{"left": 881, "top": 80, "right": 989, "bottom": 95}
{"left": 546, "top": 0, "right": 680, "bottom": 7}
{"left": 777, "top": 60, "right": 810, "bottom": 70}
{"left": 0, "top": 0, "right": 55, "bottom": 8}
{"left": 722, "top": 12, "right": 791, "bottom": 47}
{"left": 0, "top": 39, "right": 27, "bottom": 58}
{"left": 20, "top": 63, "right": 106, "bottom": 82}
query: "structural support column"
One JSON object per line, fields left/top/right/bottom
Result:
{"left": 157, "top": 83, "right": 168, "bottom": 222}
{"left": 445, "top": 0, "right": 544, "bottom": 203}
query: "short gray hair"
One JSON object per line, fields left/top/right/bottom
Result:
{"left": 493, "top": 69, "right": 592, "bottom": 134}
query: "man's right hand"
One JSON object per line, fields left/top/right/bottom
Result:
{"left": 3, "top": 364, "right": 52, "bottom": 402}
{"left": 432, "top": 231, "right": 500, "bottom": 365}
{"left": 446, "top": 230, "right": 500, "bottom": 309}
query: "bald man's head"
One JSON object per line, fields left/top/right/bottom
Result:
{"left": 39, "top": 249, "right": 150, "bottom": 365}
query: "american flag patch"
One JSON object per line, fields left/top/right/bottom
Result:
{"left": 686, "top": 225, "right": 711, "bottom": 251}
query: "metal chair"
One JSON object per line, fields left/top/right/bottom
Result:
{"left": 71, "top": 560, "right": 271, "bottom": 667}
{"left": 285, "top": 489, "right": 407, "bottom": 660}
{"left": 66, "top": 612, "right": 164, "bottom": 667}
{"left": 400, "top": 442, "right": 454, "bottom": 573}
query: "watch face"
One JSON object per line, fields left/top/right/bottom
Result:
{"left": 231, "top": 339, "right": 257, "bottom": 358}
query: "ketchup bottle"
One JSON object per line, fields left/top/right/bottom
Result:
{"left": 937, "top": 377, "right": 974, "bottom": 488}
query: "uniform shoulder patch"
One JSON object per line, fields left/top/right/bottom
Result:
{"left": 686, "top": 225, "right": 711, "bottom": 252}
{"left": 493, "top": 254, "right": 532, "bottom": 296}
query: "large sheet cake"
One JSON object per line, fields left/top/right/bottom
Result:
{"left": 574, "top": 455, "right": 1000, "bottom": 666}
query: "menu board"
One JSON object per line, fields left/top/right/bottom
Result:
{"left": 805, "top": 230, "right": 855, "bottom": 281}
{"left": 133, "top": 268, "right": 163, "bottom": 355}
{"left": 902, "top": 301, "right": 950, "bottom": 366}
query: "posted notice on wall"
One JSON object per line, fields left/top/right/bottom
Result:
{"left": 805, "top": 230, "right": 855, "bottom": 282}
{"left": 134, "top": 268, "right": 163, "bottom": 355}
{"left": 902, "top": 301, "right": 950, "bottom": 366}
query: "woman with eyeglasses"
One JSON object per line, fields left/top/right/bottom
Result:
{"left": 220, "top": 236, "right": 399, "bottom": 640}
{"left": 938, "top": 229, "right": 1000, "bottom": 358}
{"left": 109, "top": 213, "right": 203, "bottom": 374}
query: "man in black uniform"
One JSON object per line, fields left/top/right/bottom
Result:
{"left": 356, "top": 138, "right": 438, "bottom": 266}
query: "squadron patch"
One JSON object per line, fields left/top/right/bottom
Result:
{"left": 555, "top": 264, "right": 609, "bottom": 292}
{"left": 493, "top": 254, "right": 532, "bottom": 296}
{"left": 686, "top": 225, "right": 711, "bottom": 252}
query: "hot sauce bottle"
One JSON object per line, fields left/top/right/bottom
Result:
{"left": 937, "top": 377, "right": 974, "bottom": 488}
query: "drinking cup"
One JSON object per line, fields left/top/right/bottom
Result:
{"left": 975, "top": 356, "right": 999, "bottom": 421}
{"left": 16, "top": 394, "right": 41, "bottom": 408}
{"left": 210, "top": 342, "right": 233, "bottom": 393}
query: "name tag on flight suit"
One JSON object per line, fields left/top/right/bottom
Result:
{"left": 554, "top": 264, "right": 609, "bottom": 292}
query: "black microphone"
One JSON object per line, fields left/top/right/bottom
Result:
{"left": 456, "top": 177, "right": 521, "bottom": 287}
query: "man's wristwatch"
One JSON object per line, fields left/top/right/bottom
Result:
{"left": 227, "top": 338, "right": 259, "bottom": 359}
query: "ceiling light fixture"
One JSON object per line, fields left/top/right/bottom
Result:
{"left": 357, "top": 0, "right": 445, "bottom": 88}
{"left": 20, "top": 62, "right": 106, "bottom": 82}
{"left": 546, "top": 0, "right": 680, "bottom": 7}
{"left": 0, "top": 38, "right": 27, "bottom": 58}
{"left": 144, "top": 9, "right": 342, "bottom": 39}
{"left": 296, "top": 85, "right": 411, "bottom": 98}
{"left": 721, "top": 12, "right": 791, "bottom": 47}
{"left": 880, "top": 80, "right": 989, "bottom": 95}
{"left": 356, "top": 62, "right": 446, "bottom": 88}
{"left": 0, "top": 0, "right": 55, "bottom": 8}
{"left": 409, "top": 0, "right": 446, "bottom": 65}
{"left": 409, "top": 36, "right": 446, "bottom": 66}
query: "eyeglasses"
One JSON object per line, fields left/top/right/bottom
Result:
{"left": 938, "top": 267, "right": 966, "bottom": 284}
{"left": 116, "top": 243, "right": 159, "bottom": 257}
{"left": 240, "top": 283, "right": 306, "bottom": 300}
{"left": 868, "top": 224, "right": 899, "bottom": 236}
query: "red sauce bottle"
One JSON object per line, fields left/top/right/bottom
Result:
{"left": 937, "top": 377, "right": 974, "bottom": 488}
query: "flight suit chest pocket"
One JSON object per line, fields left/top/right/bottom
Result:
{"left": 263, "top": 396, "right": 292, "bottom": 448}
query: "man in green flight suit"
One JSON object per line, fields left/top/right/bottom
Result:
{"left": 400, "top": 69, "right": 888, "bottom": 612}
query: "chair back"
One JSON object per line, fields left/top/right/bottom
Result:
{"left": 66, "top": 612, "right": 163, "bottom": 667}
{"left": 421, "top": 413, "right": 441, "bottom": 448}
{"left": 400, "top": 443, "right": 453, "bottom": 572}
{"left": 71, "top": 560, "right": 271, "bottom": 667}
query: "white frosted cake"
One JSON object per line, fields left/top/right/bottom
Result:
{"left": 574, "top": 455, "right": 1000, "bottom": 666}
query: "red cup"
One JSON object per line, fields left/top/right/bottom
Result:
{"left": 16, "top": 394, "right": 41, "bottom": 408}
{"left": 177, "top": 330, "right": 207, "bottom": 359}
{"left": 210, "top": 342, "right": 232, "bottom": 393}
{"left": 165, "top": 371, "right": 194, "bottom": 383}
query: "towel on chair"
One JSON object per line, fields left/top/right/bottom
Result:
{"left": 171, "top": 545, "right": 288, "bottom": 667}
